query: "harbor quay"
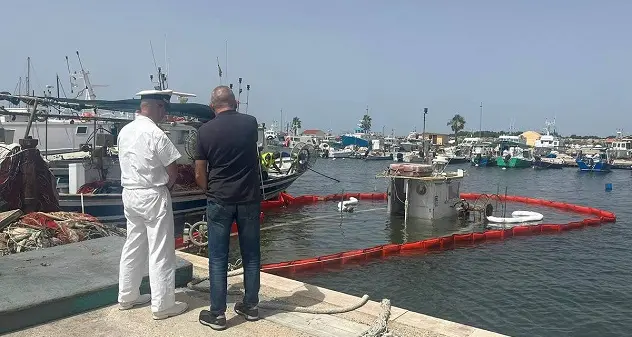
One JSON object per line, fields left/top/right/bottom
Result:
{"left": 1, "top": 237, "right": 506, "bottom": 337}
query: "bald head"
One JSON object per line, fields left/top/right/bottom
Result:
{"left": 210, "top": 86, "right": 238, "bottom": 114}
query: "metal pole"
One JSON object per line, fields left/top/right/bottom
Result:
{"left": 24, "top": 100, "right": 39, "bottom": 139}
{"left": 503, "top": 186, "right": 508, "bottom": 218}
{"left": 422, "top": 108, "right": 428, "bottom": 162}
{"left": 479, "top": 102, "right": 483, "bottom": 138}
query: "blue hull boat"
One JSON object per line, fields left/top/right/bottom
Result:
{"left": 576, "top": 159, "right": 612, "bottom": 172}
{"left": 471, "top": 155, "right": 497, "bottom": 167}
{"left": 576, "top": 152, "right": 612, "bottom": 173}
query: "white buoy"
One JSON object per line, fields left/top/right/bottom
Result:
{"left": 338, "top": 197, "right": 358, "bottom": 212}
{"left": 487, "top": 210, "right": 543, "bottom": 223}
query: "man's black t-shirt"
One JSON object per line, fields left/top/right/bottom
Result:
{"left": 195, "top": 110, "right": 262, "bottom": 204}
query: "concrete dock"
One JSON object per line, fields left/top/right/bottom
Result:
{"left": 3, "top": 240, "right": 507, "bottom": 337}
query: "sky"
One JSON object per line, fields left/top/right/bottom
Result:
{"left": 1, "top": 0, "right": 631, "bottom": 137}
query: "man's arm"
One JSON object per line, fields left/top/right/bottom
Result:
{"left": 156, "top": 131, "right": 182, "bottom": 190}
{"left": 194, "top": 129, "right": 208, "bottom": 191}
{"left": 194, "top": 160, "right": 208, "bottom": 191}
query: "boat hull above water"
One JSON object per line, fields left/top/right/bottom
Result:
{"left": 58, "top": 174, "right": 300, "bottom": 224}
{"left": 576, "top": 159, "right": 612, "bottom": 173}
{"left": 496, "top": 156, "right": 533, "bottom": 168}
{"left": 533, "top": 158, "right": 564, "bottom": 169}
{"left": 471, "top": 156, "right": 497, "bottom": 167}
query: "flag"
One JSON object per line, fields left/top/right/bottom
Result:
{"left": 217, "top": 57, "right": 223, "bottom": 77}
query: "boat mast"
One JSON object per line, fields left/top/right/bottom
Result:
{"left": 76, "top": 51, "right": 97, "bottom": 100}
{"left": 26, "top": 57, "right": 30, "bottom": 96}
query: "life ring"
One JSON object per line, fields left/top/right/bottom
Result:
{"left": 487, "top": 210, "right": 543, "bottom": 223}
{"left": 416, "top": 184, "right": 427, "bottom": 195}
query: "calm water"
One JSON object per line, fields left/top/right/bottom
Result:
{"left": 227, "top": 158, "right": 632, "bottom": 337}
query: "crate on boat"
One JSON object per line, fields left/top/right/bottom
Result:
{"left": 388, "top": 163, "right": 433, "bottom": 177}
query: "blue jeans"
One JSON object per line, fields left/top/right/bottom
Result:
{"left": 206, "top": 200, "right": 261, "bottom": 315}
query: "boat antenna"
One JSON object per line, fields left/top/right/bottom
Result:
{"left": 76, "top": 51, "right": 97, "bottom": 100}
{"left": 65, "top": 56, "right": 74, "bottom": 94}
{"left": 164, "top": 34, "right": 169, "bottom": 82}
{"left": 216, "top": 56, "right": 223, "bottom": 85}
{"left": 150, "top": 40, "right": 159, "bottom": 74}
{"left": 245, "top": 84, "right": 250, "bottom": 114}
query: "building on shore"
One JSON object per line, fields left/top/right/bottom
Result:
{"left": 521, "top": 130, "right": 541, "bottom": 147}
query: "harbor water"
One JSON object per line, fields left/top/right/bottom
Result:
{"left": 220, "top": 158, "right": 632, "bottom": 337}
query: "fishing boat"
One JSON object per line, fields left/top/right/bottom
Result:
{"left": 495, "top": 135, "right": 533, "bottom": 168}
{"left": 576, "top": 149, "right": 612, "bottom": 173}
{"left": 0, "top": 85, "right": 314, "bottom": 224}
{"left": 364, "top": 153, "right": 393, "bottom": 161}
{"left": 328, "top": 147, "right": 355, "bottom": 158}
{"left": 496, "top": 147, "right": 533, "bottom": 168}
{"left": 532, "top": 156, "right": 564, "bottom": 170}
{"left": 471, "top": 152, "right": 497, "bottom": 167}
{"left": 0, "top": 54, "right": 118, "bottom": 155}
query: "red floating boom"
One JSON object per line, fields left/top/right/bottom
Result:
{"left": 257, "top": 192, "right": 616, "bottom": 275}
{"left": 177, "top": 192, "right": 616, "bottom": 275}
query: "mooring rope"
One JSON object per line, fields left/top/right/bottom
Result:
{"left": 186, "top": 260, "right": 398, "bottom": 337}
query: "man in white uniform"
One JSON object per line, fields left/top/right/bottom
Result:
{"left": 116, "top": 89, "right": 188, "bottom": 319}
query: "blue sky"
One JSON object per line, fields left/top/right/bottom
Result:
{"left": 1, "top": 0, "right": 630, "bottom": 136}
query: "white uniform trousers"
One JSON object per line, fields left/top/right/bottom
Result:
{"left": 118, "top": 186, "right": 176, "bottom": 312}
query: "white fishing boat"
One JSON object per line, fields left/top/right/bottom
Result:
{"left": 328, "top": 147, "right": 355, "bottom": 158}
{"left": 0, "top": 75, "right": 314, "bottom": 224}
{"left": 0, "top": 53, "right": 118, "bottom": 156}
{"left": 534, "top": 119, "right": 563, "bottom": 152}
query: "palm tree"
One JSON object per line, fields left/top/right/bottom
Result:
{"left": 360, "top": 114, "right": 372, "bottom": 133}
{"left": 447, "top": 114, "right": 466, "bottom": 145}
{"left": 292, "top": 116, "right": 302, "bottom": 135}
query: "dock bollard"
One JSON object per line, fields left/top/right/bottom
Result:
{"left": 605, "top": 183, "right": 613, "bottom": 191}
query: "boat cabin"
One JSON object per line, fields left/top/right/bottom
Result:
{"left": 497, "top": 135, "right": 526, "bottom": 144}
{"left": 535, "top": 135, "right": 562, "bottom": 148}
{"left": 607, "top": 138, "right": 632, "bottom": 159}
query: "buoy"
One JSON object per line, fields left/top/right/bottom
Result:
{"left": 605, "top": 183, "right": 612, "bottom": 191}
{"left": 338, "top": 197, "right": 358, "bottom": 212}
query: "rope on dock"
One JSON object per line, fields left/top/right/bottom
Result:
{"left": 187, "top": 262, "right": 398, "bottom": 336}
{"left": 359, "top": 299, "right": 398, "bottom": 337}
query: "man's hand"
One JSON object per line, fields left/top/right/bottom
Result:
{"left": 195, "top": 160, "right": 208, "bottom": 191}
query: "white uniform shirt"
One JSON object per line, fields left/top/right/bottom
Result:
{"left": 117, "top": 115, "right": 182, "bottom": 189}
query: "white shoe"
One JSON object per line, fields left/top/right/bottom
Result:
{"left": 152, "top": 301, "right": 189, "bottom": 320}
{"left": 119, "top": 294, "right": 151, "bottom": 310}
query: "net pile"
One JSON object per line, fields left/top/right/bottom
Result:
{"left": 77, "top": 180, "right": 123, "bottom": 194}
{"left": 0, "top": 211, "right": 125, "bottom": 256}
{"left": 76, "top": 164, "right": 199, "bottom": 194}
{"left": 0, "top": 147, "right": 60, "bottom": 212}
{"left": 173, "top": 164, "right": 198, "bottom": 191}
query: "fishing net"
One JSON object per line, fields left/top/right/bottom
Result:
{"left": 0, "top": 211, "right": 124, "bottom": 256}
{"left": 0, "top": 147, "right": 60, "bottom": 212}
{"left": 76, "top": 164, "right": 199, "bottom": 194}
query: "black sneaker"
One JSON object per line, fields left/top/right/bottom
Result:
{"left": 234, "top": 302, "right": 259, "bottom": 321}
{"left": 199, "top": 310, "right": 226, "bottom": 330}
